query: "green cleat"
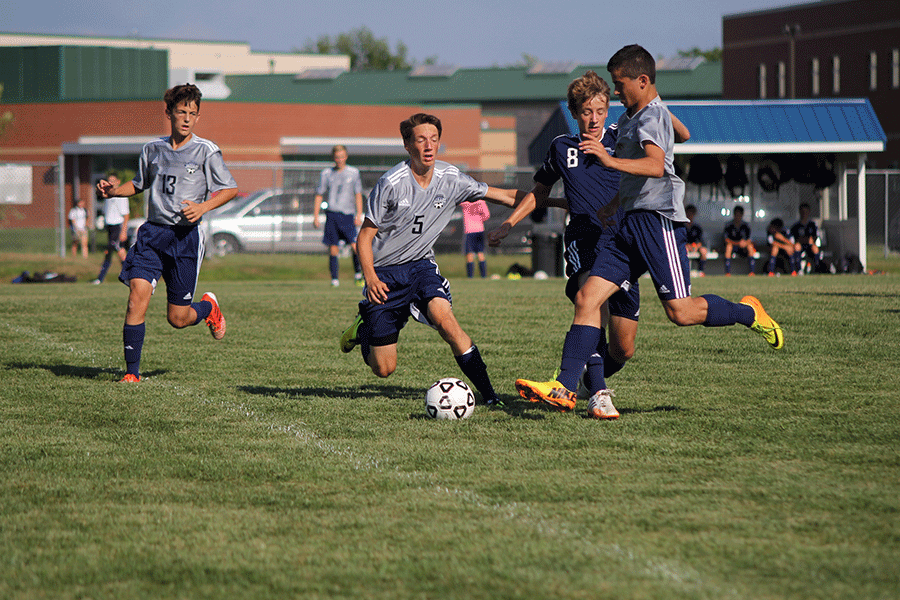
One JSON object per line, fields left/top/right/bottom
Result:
{"left": 340, "top": 313, "right": 364, "bottom": 353}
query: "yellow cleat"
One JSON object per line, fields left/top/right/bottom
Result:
{"left": 515, "top": 379, "right": 576, "bottom": 411}
{"left": 740, "top": 295, "right": 784, "bottom": 350}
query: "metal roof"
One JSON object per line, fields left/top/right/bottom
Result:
{"left": 562, "top": 98, "right": 886, "bottom": 154}
{"left": 221, "top": 61, "right": 721, "bottom": 105}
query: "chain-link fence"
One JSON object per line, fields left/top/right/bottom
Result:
{"left": 0, "top": 160, "right": 61, "bottom": 254}
{"left": 2, "top": 160, "right": 897, "bottom": 263}
{"left": 845, "top": 169, "right": 900, "bottom": 256}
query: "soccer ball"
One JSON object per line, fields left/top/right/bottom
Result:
{"left": 425, "top": 377, "right": 475, "bottom": 420}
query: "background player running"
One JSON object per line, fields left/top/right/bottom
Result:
{"left": 515, "top": 45, "right": 784, "bottom": 415}
{"left": 340, "top": 113, "right": 522, "bottom": 406}
{"left": 91, "top": 171, "right": 130, "bottom": 285}
{"left": 489, "top": 70, "right": 689, "bottom": 419}
{"left": 96, "top": 84, "right": 237, "bottom": 382}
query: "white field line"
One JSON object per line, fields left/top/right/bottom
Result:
{"left": 4, "top": 320, "right": 732, "bottom": 596}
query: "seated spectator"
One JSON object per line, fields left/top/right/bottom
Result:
{"left": 723, "top": 205, "right": 757, "bottom": 276}
{"left": 790, "top": 202, "right": 821, "bottom": 273}
{"left": 766, "top": 217, "right": 796, "bottom": 276}
{"left": 684, "top": 204, "right": 708, "bottom": 277}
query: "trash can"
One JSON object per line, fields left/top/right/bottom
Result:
{"left": 531, "top": 227, "right": 564, "bottom": 277}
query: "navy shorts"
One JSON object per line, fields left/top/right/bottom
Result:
{"left": 359, "top": 258, "right": 451, "bottom": 347}
{"left": 591, "top": 210, "right": 691, "bottom": 302}
{"left": 564, "top": 227, "right": 640, "bottom": 321}
{"left": 323, "top": 211, "right": 357, "bottom": 246}
{"left": 465, "top": 232, "right": 485, "bottom": 254}
{"left": 119, "top": 221, "right": 205, "bottom": 306}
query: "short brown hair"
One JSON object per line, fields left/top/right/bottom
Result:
{"left": 567, "top": 71, "right": 611, "bottom": 116}
{"left": 400, "top": 113, "right": 442, "bottom": 145}
{"left": 164, "top": 83, "right": 202, "bottom": 113}
{"left": 607, "top": 44, "right": 656, "bottom": 84}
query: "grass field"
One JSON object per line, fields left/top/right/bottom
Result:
{"left": 1, "top": 251, "right": 899, "bottom": 599}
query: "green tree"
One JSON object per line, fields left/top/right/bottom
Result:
{"left": 677, "top": 47, "right": 722, "bottom": 62}
{"left": 300, "top": 27, "right": 410, "bottom": 71}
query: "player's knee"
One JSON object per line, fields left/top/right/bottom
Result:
{"left": 608, "top": 343, "right": 634, "bottom": 364}
{"left": 166, "top": 314, "right": 191, "bottom": 329}
{"left": 370, "top": 362, "right": 395, "bottom": 378}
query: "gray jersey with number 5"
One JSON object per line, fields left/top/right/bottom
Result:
{"left": 133, "top": 135, "right": 236, "bottom": 227}
{"left": 366, "top": 160, "right": 488, "bottom": 267}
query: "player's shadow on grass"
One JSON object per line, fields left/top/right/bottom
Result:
{"left": 238, "top": 383, "right": 423, "bottom": 402}
{"left": 5, "top": 361, "right": 167, "bottom": 381}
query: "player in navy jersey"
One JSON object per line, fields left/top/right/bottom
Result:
{"left": 724, "top": 205, "right": 758, "bottom": 276}
{"left": 790, "top": 202, "right": 821, "bottom": 272}
{"left": 339, "top": 113, "right": 523, "bottom": 406}
{"left": 489, "top": 70, "right": 689, "bottom": 419}
{"left": 684, "top": 204, "right": 708, "bottom": 277}
{"left": 765, "top": 217, "right": 797, "bottom": 276}
{"left": 515, "top": 45, "right": 784, "bottom": 414}
{"left": 96, "top": 84, "right": 238, "bottom": 382}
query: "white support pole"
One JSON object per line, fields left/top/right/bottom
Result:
{"left": 857, "top": 154, "right": 867, "bottom": 271}
{"left": 57, "top": 154, "right": 66, "bottom": 257}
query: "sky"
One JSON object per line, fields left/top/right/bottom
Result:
{"left": 5, "top": 0, "right": 820, "bottom": 68}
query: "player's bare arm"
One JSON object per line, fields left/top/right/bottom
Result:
{"left": 597, "top": 193, "right": 621, "bottom": 227}
{"left": 671, "top": 112, "right": 691, "bottom": 143}
{"left": 592, "top": 141, "right": 666, "bottom": 178}
{"left": 97, "top": 179, "right": 137, "bottom": 199}
{"left": 480, "top": 186, "right": 523, "bottom": 208}
{"left": 181, "top": 187, "right": 238, "bottom": 223}
{"left": 356, "top": 220, "right": 389, "bottom": 304}
{"left": 487, "top": 182, "right": 553, "bottom": 247}
{"left": 312, "top": 195, "right": 323, "bottom": 228}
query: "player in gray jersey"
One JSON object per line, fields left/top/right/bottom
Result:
{"left": 96, "top": 84, "right": 238, "bottom": 382}
{"left": 340, "top": 113, "right": 522, "bottom": 407}
{"left": 313, "top": 145, "right": 365, "bottom": 286}
{"left": 516, "top": 45, "right": 784, "bottom": 413}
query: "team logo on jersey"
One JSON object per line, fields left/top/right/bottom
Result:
{"left": 185, "top": 163, "right": 199, "bottom": 174}
{"left": 433, "top": 195, "right": 446, "bottom": 209}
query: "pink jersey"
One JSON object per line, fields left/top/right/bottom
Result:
{"left": 462, "top": 199, "right": 490, "bottom": 234}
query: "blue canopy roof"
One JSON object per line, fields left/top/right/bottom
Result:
{"left": 563, "top": 98, "right": 886, "bottom": 155}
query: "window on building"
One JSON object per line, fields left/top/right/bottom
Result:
{"left": 832, "top": 55, "right": 840, "bottom": 94}
{"left": 811, "top": 57, "right": 820, "bottom": 96}
{"left": 870, "top": 51, "right": 877, "bottom": 91}
{"left": 778, "top": 61, "right": 786, "bottom": 98}
{"left": 893, "top": 49, "right": 899, "bottom": 89}
{"left": 759, "top": 63, "right": 767, "bottom": 99}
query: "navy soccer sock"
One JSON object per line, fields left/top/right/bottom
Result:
{"left": 582, "top": 328, "right": 607, "bottom": 394}
{"left": 768, "top": 254, "right": 777, "bottom": 273}
{"left": 191, "top": 299, "right": 212, "bottom": 325}
{"left": 557, "top": 324, "right": 602, "bottom": 392}
{"left": 352, "top": 253, "right": 361, "bottom": 276}
{"left": 479, "top": 260, "right": 487, "bottom": 278}
{"left": 702, "top": 294, "right": 755, "bottom": 327}
{"left": 329, "top": 255, "right": 339, "bottom": 280}
{"left": 724, "top": 257, "right": 732, "bottom": 274}
{"left": 455, "top": 344, "right": 496, "bottom": 402}
{"left": 123, "top": 322, "right": 145, "bottom": 377}
{"left": 466, "top": 261, "right": 474, "bottom": 278}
